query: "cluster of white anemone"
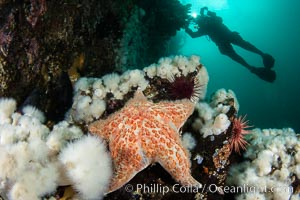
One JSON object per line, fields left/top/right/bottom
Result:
{"left": 227, "top": 128, "right": 300, "bottom": 200}
{"left": 70, "top": 55, "right": 209, "bottom": 124}
{"left": 144, "top": 55, "right": 207, "bottom": 83}
{"left": 192, "top": 88, "right": 238, "bottom": 139}
{"left": 0, "top": 98, "right": 112, "bottom": 200}
{"left": 69, "top": 69, "right": 148, "bottom": 123}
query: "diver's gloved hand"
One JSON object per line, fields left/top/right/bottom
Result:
{"left": 250, "top": 67, "right": 276, "bottom": 82}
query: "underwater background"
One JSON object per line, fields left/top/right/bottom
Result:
{"left": 180, "top": 0, "right": 300, "bottom": 132}
{"left": 0, "top": 0, "right": 300, "bottom": 199}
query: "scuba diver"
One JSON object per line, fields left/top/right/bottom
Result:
{"left": 185, "top": 7, "right": 276, "bottom": 82}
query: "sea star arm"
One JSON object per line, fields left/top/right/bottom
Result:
{"left": 152, "top": 125, "right": 201, "bottom": 187}
{"left": 88, "top": 119, "right": 111, "bottom": 140}
{"left": 150, "top": 100, "right": 195, "bottom": 130}
{"left": 108, "top": 132, "right": 150, "bottom": 193}
{"left": 141, "top": 119, "right": 201, "bottom": 188}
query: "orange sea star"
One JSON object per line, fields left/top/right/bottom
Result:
{"left": 88, "top": 89, "right": 201, "bottom": 193}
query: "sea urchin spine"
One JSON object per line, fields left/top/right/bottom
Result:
{"left": 168, "top": 75, "right": 203, "bottom": 102}
{"left": 229, "top": 115, "right": 251, "bottom": 154}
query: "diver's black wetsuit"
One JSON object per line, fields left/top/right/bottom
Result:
{"left": 185, "top": 8, "right": 276, "bottom": 82}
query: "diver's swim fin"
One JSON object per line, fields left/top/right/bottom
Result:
{"left": 250, "top": 67, "right": 276, "bottom": 82}
{"left": 262, "top": 53, "right": 275, "bottom": 69}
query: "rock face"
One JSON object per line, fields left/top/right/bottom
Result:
{"left": 0, "top": 0, "right": 125, "bottom": 100}
{"left": 0, "top": 0, "right": 190, "bottom": 96}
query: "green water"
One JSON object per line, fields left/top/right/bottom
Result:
{"left": 179, "top": 0, "right": 300, "bottom": 132}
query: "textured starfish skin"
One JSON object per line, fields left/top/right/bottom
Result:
{"left": 88, "top": 90, "right": 201, "bottom": 192}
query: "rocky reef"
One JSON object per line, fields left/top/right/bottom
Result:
{"left": 0, "top": 55, "right": 260, "bottom": 200}
{"left": 1, "top": 1, "right": 299, "bottom": 200}
{"left": 0, "top": 0, "right": 190, "bottom": 104}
